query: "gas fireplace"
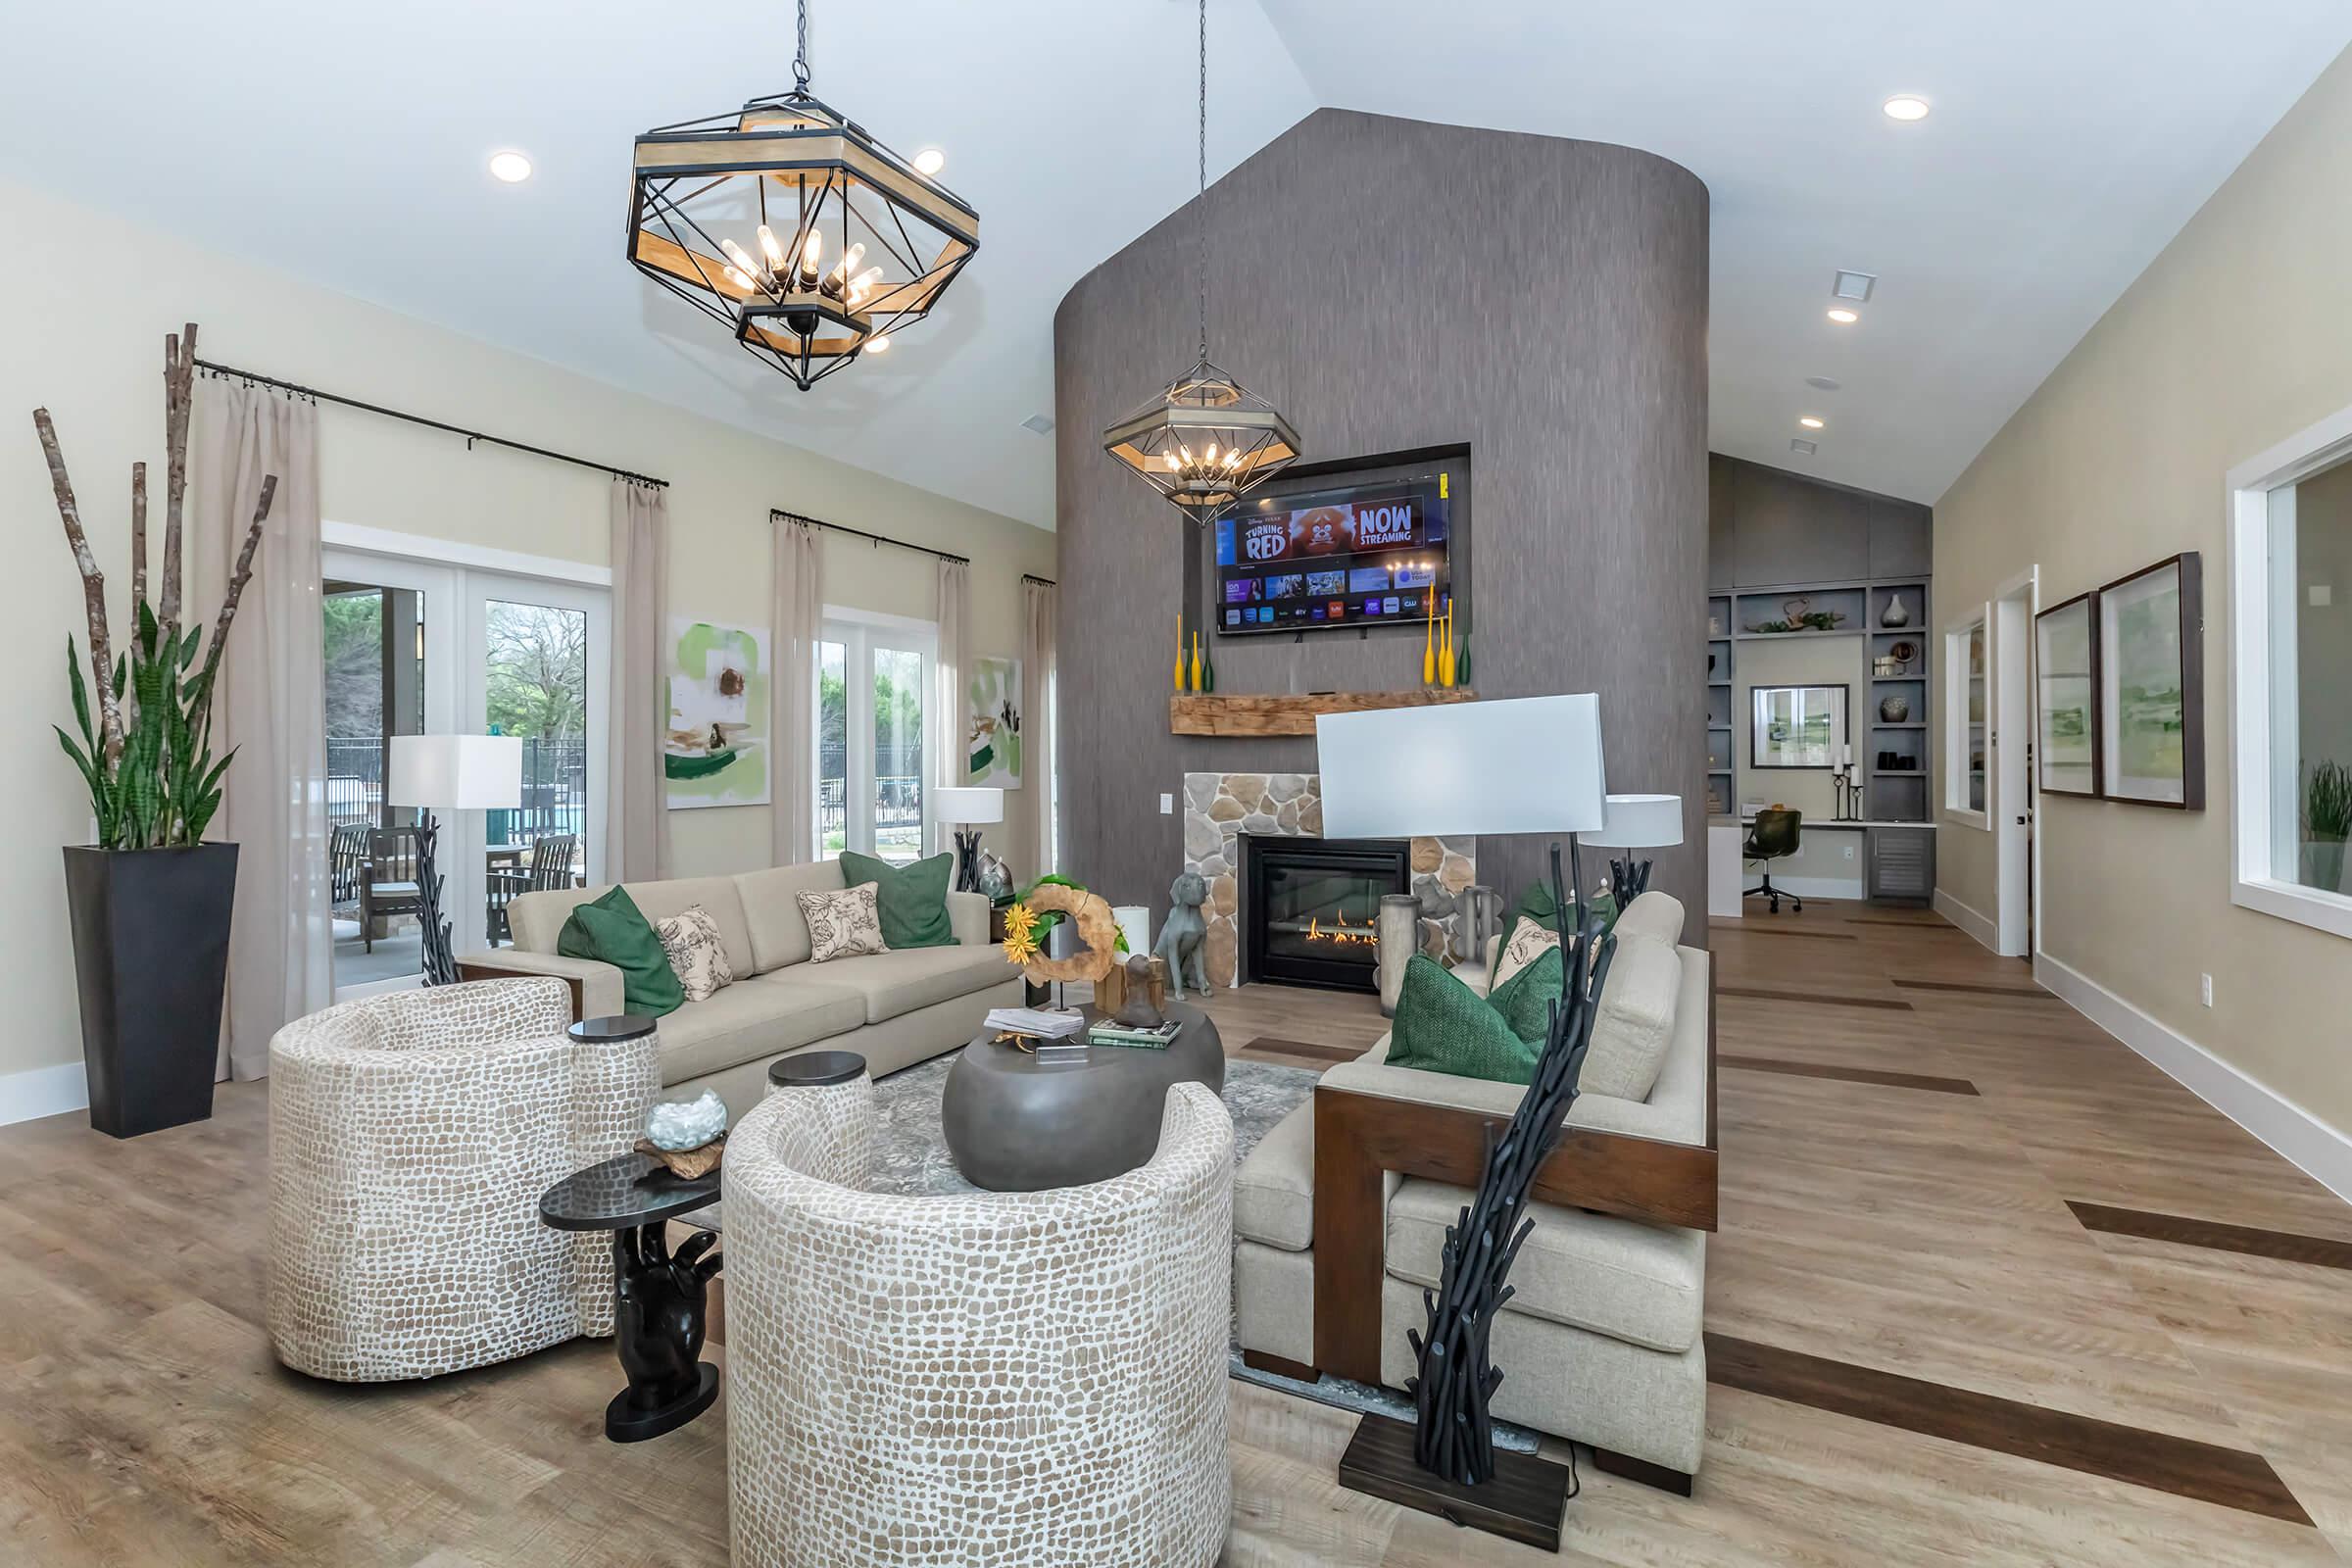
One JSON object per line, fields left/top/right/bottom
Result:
{"left": 1241, "top": 833, "right": 1412, "bottom": 992}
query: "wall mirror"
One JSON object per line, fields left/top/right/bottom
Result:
{"left": 1751, "top": 684, "right": 1848, "bottom": 769}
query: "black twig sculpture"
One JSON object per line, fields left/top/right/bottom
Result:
{"left": 1605, "top": 852, "right": 1652, "bottom": 913}
{"left": 415, "top": 811, "right": 459, "bottom": 988}
{"left": 1404, "top": 840, "right": 1618, "bottom": 1485}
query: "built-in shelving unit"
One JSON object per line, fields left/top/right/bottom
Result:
{"left": 1704, "top": 577, "right": 1932, "bottom": 823}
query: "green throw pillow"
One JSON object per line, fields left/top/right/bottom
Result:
{"left": 838, "top": 850, "right": 956, "bottom": 949}
{"left": 1507, "top": 880, "right": 1615, "bottom": 942}
{"left": 1386, "top": 953, "right": 1557, "bottom": 1087}
{"left": 557, "top": 886, "right": 683, "bottom": 1017}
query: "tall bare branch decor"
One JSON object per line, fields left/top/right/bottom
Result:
{"left": 35, "top": 324, "right": 280, "bottom": 1136}
{"left": 38, "top": 324, "right": 277, "bottom": 849}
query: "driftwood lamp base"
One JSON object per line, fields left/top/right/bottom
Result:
{"left": 1337, "top": 1413, "right": 1574, "bottom": 1551}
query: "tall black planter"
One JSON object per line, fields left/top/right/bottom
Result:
{"left": 63, "top": 843, "right": 238, "bottom": 1138}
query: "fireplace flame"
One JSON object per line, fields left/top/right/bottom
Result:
{"left": 1304, "top": 909, "right": 1379, "bottom": 949}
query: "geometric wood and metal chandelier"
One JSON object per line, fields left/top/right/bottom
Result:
{"left": 1102, "top": 0, "right": 1300, "bottom": 520}
{"left": 627, "top": 0, "right": 979, "bottom": 391}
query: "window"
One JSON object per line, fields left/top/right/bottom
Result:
{"left": 1943, "top": 609, "right": 1990, "bottom": 826}
{"left": 2228, "top": 407, "right": 2352, "bottom": 939}
{"left": 815, "top": 612, "right": 938, "bottom": 863}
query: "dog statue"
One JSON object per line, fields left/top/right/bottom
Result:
{"left": 1154, "top": 871, "right": 1212, "bottom": 1000}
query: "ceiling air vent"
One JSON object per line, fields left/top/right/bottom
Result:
{"left": 1832, "top": 270, "right": 1877, "bottom": 303}
{"left": 1789, "top": 438, "right": 1818, "bottom": 456}
{"left": 1021, "top": 413, "right": 1055, "bottom": 435}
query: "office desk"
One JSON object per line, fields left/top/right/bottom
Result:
{"left": 1707, "top": 817, "right": 1935, "bottom": 913}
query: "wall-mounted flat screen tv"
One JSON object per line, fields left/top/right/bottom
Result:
{"left": 1212, "top": 452, "right": 1461, "bottom": 636}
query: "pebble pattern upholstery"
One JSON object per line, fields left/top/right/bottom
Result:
{"left": 267, "top": 979, "right": 660, "bottom": 1382}
{"left": 725, "top": 1076, "right": 1235, "bottom": 1567}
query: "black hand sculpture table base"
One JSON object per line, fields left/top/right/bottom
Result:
{"left": 539, "top": 1102, "right": 725, "bottom": 1445}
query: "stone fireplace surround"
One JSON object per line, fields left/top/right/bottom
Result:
{"left": 1183, "top": 771, "right": 1475, "bottom": 990}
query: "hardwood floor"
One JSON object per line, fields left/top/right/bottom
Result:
{"left": 3, "top": 902, "right": 2346, "bottom": 1564}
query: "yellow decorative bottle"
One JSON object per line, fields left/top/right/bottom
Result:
{"left": 1174, "top": 612, "right": 1186, "bottom": 695}
{"left": 1423, "top": 592, "right": 1437, "bottom": 686}
{"left": 1439, "top": 605, "right": 1457, "bottom": 688}
{"left": 1190, "top": 631, "right": 1203, "bottom": 694}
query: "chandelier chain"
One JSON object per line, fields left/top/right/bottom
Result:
{"left": 794, "top": 0, "right": 811, "bottom": 92}
{"left": 1198, "top": 0, "right": 1209, "bottom": 364}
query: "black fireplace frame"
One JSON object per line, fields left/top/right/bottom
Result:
{"left": 1241, "top": 833, "right": 1412, "bottom": 992}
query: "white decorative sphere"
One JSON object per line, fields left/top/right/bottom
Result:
{"left": 644, "top": 1091, "right": 728, "bottom": 1151}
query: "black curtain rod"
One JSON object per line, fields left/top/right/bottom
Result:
{"left": 1022, "top": 573, "right": 1057, "bottom": 587}
{"left": 770, "top": 508, "right": 969, "bottom": 565}
{"left": 194, "top": 360, "right": 669, "bottom": 489}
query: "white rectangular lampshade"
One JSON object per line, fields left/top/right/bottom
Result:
{"left": 390, "top": 733, "right": 523, "bottom": 810}
{"left": 1316, "top": 694, "right": 1607, "bottom": 839}
{"left": 1584, "top": 793, "right": 1684, "bottom": 849}
{"left": 933, "top": 786, "right": 1004, "bottom": 825}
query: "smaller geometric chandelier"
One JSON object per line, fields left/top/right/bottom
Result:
{"left": 626, "top": 0, "right": 978, "bottom": 391}
{"left": 1102, "top": 0, "right": 1300, "bottom": 521}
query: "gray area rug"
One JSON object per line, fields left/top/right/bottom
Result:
{"left": 690, "top": 1047, "right": 1537, "bottom": 1451}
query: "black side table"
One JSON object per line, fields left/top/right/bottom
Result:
{"left": 541, "top": 1047, "right": 724, "bottom": 1444}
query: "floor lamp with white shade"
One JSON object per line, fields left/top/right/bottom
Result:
{"left": 1316, "top": 694, "right": 1615, "bottom": 1542}
{"left": 1583, "top": 792, "right": 1685, "bottom": 908}
{"left": 389, "top": 734, "right": 522, "bottom": 986}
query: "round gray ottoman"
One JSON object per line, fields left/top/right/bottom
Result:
{"left": 942, "top": 1003, "right": 1225, "bottom": 1191}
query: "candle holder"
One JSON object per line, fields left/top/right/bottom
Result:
{"left": 1832, "top": 763, "right": 1863, "bottom": 822}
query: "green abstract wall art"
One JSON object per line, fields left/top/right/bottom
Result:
{"left": 2034, "top": 592, "right": 2100, "bottom": 798}
{"left": 965, "top": 656, "right": 1023, "bottom": 789}
{"left": 665, "top": 617, "right": 771, "bottom": 809}
{"left": 2097, "top": 554, "right": 2204, "bottom": 809}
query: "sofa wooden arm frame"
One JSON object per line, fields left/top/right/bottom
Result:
{"left": 1308, "top": 968, "right": 1718, "bottom": 1386}
{"left": 455, "top": 960, "right": 588, "bottom": 1023}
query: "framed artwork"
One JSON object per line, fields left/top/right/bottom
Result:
{"left": 2033, "top": 590, "right": 2101, "bottom": 799}
{"left": 964, "top": 656, "right": 1023, "bottom": 789}
{"left": 664, "top": 617, "right": 771, "bottom": 808}
{"left": 2097, "top": 553, "right": 2203, "bottom": 808}
{"left": 1750, "top": 683, "right": 1849, "bottom": 769}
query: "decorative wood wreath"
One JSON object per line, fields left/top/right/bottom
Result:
{"left": 1011, "top": 884, "right": 1121, "bottom": 985}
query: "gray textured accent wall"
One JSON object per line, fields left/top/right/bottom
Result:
{"left": 1054, "top": 109, "right": 1710, "bottom": 918}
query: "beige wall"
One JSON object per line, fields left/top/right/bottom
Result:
{"left": 1934, "top": 48, "right": 2352, "bottom": 1137}
{"left": 2, "top": 175, "right": 1052, "bottom": 1092}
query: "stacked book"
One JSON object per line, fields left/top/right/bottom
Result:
{"left": 1086, "top": 1017, "right": 1183, "bottom": 1050}
{"left": 983, "top": 1006, "right": 1087, "bottom": 1039}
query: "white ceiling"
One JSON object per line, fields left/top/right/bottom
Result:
{"left": 5, "top": 2, "right": 2348, "bottom": 528}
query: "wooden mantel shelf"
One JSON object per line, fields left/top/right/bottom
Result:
{"left": 1169, "top": 690, "right": 1480, "bottom": 737}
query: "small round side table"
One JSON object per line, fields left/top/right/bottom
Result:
{"left": 767, "top": 1049, "right": 868, "bottom": 1089}
{"left": 542, "top": 1015, "right": 724, "bottom": 1444}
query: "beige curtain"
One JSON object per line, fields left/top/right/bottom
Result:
{"left": 192, "top": 379, "right": 328, "bottom": 1080}
{"left": 1021, "top": 577, "right": 1059, "bottom": 876}
{"left": 771, "top": 517, "right": 824, "bottom": 863}
{"left": 610, "top": 481, "right": 671, "bottom": 883}
{"left": 933, "top": 558, "right": 971, "bottom": 858}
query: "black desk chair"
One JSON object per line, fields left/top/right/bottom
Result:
{"left": 1743, "top": 808, "right": 1803, "bottom": 914}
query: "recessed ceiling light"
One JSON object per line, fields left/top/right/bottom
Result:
{"left": 1827, "top": 308, "right": 1859, "bottom": 324}
{"left": 1883, "top": 95, "right": 1931, "bottom": 122}
{"left": 865, "top": 333, "right": 893, "bottom": 354}
{"left": 488, "top": 150, "right": 533, "bottom": 183}
{"left": 912, "top": 147, "right": 946, "bottom": 176}
{"left": 1799, "top": 416, "right": 1825, "bottom": 429}
{"left": 1789, "top": 438, "right": 1818, "bottom": 456}
{"left": 1805, "top": 375, "right": 1841, "bottom": 391}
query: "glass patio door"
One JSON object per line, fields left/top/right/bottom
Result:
{"left": 323, "top": 548, "right": 609, "bottom": 996}
{"left": 816, "top": 612, "right": 937, "bottom": 863}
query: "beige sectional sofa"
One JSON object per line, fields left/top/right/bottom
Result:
{"left": 1233, "top": 891, "right": 1715, "bottom": 1490}
{"left": 458, "top": 858, "right": 1021, "bottom": 1120}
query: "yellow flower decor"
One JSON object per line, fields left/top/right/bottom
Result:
{"left": 1000, "top": 901, "right": 1042, "bottom": 966}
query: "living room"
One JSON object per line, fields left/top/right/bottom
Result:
{"left": 7, "top": 4, "right": 2352, "bottom": 1564}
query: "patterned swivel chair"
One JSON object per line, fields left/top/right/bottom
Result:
{"left": 267, "top": 978, "right": 659, "bottom": 1381}
{"left": 722, "top": 1074, "right": 1235, "bottom": 1567}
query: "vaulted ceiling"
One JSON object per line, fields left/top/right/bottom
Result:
{"left": 6, "top": 1, "right": 2348, "bottom": 529}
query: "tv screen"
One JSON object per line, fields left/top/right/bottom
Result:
{"left": 1212, "top": 458, "right": 1457, "bottom": 635}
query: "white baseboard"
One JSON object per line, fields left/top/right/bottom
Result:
{"left": 2036, "top": 953, "right": 2352, "bottom": 1206}
{"left": 1934, "top": 888, "right": 1999, "bottom": 952}
{"left": 0, "top": 1062, "right": 89, "bottom": 1128}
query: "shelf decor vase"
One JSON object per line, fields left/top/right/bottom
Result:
{"left": 1880, "top": 694, "right": 1912, "bottom": 723}
{"left": 1881, "top": 595, "right": 1912, "bottom": 628}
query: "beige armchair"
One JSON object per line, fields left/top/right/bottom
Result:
{"left": 723, "top": 1074, "right": 1235, "bottom": 1567}
{"left": 267, "top": 978, "right": 659, "bottom": 1382}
